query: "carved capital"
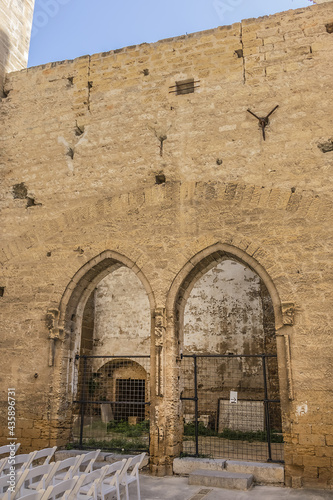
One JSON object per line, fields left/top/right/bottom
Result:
{"left": 155, "top": 308, "right": 166, "bottom": 347}
{"left": 282, "top": 302, "right": 295, "bottom": 326}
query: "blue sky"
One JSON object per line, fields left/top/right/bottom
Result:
{"left": 28, "top": 0, "right": 313, "bottom": 68}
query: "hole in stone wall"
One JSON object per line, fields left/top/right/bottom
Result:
{"left": 318, "top": 139, "right": 333, "bottom": 153}
{"left": 74, "top": 246, "right": 84, "bottom": 254}
{"left": 88, "top": 81, "right": 93, "bottom": 89}
{"left": 325, "top": 22, "right": 333, "bottom": 34}
{"left": 158, "top": 135, "right": 167, "bottom": 156}
{"left": 143, "top": 68, "right": 149, "bottom": 76}
{"left": 67, "top": 76, "right": 74, "bottom": 86}
{"left": 235, "top": 49, "right": 243, "bottom": 58}
{"left": 155, "top": 174, "right": 166, "bottom": 185}
{"left": 67, "top": 147, "right": 74, "bottom": 159}
{"left": 26, "top": 197, "right": 39, "bottom": 208}
{"left": 47, "top": 251, "right": 52, "bottom": 257}
{"left": 0, "top": 287, "right": 5, "bottom": 297}
{"left": 216, "top": 159, "right": 223, "bottom": 165}
{"left": 291, "top": 187, "right": 296, "bottom": 193}
{"left": 75, "top": 123, "right": 84, "bottom": 136}
{"left": 12, "top": 182, "right": 28, "bottom": 199}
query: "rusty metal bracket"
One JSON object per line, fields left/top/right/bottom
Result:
{"left": 247, "top": 105, "right": 279, "bottom": 140}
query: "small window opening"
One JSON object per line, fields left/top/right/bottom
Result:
{"left": 326, "top": 22, "right": 333, "bottom": 34}
{"left": 155, "top": 174, "right": 166, "bottom": 185}
{"left": 169, "top": 78, "right": 200, "bottom": 95}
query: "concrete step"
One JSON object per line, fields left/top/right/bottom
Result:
{"left": 188, "top": 469, "right": 254, "bottom": 490}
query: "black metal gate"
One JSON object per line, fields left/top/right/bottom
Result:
{"left": 180, "top": 354, "right": 284, "bottom": 463}
{"left": 72, "top": 355, "right": 150, "bottom": 453}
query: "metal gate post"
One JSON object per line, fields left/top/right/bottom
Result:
{"left": 79, "top": 355, "right": 87, "bottom": 449}
{"left": 262, "top": 355, "right": 272, "bottom": 462}
{"left": 193, "top": 355, "right": 199, "bottom": 457}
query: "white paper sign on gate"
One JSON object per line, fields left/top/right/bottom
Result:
{"left": 230, "top": 391, "right": 238, "bottom": 404}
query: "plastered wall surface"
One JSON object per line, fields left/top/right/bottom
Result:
{"left": 0, "top": 2, "right": 333, "bottom": 489}
{"left": 93, "top": 267, "right": 151, "bottom": 358}
{"left": 183, "top": 260, "right": 264, "bottom": 354}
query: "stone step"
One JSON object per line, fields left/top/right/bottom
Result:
{"left": 173, "top": 457, "right": 226, "bottom": 475}
{"left": 188, "top": 469, "right": 254, "bottom": 490}
{"left": 226, "top": 460, "right": 284, "bottom": 485}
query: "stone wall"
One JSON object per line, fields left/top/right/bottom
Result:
{"left": 0, "top": 2, "right": 333, "bottom": 489}
{"left": 0, "top": 0, "right": 35, "bottom": 93}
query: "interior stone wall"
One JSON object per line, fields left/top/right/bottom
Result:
{"left": 183, "top": 260, "right": 264, "bottom": 354}
{"left": 92, "top": 267, "right": 151, "bottom": 358}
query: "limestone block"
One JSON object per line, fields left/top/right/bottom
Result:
{"left": 173, "top": 458, "right": 226, "bottom": 475}
{"left": 189, "top": 469, "right": 253, "bottom": 490}
{"left": 226, "top": 460, "right": 284, "bottom": 485}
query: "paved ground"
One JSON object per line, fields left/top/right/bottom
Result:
{"left": 121, "top": 475, "right": 333, "bottom": 500}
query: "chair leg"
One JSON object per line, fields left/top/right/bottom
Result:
{"left": 136, "top": 477, "right": 141, "bottom": 500}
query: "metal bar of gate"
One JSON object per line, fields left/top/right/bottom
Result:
{"left": 193, "top": 355, "right": 199, "bottom": 457}
{"left": 79, "top": 355, "right": 88, "bottom": 448}
{"left": 262, "top": 355, "right": 273, "bottom": 462}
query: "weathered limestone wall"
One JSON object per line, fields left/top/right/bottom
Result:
{"left": 0, "top": 0, "right": 35, "bottom": 92}
{"left": 0, "top": 2, "right": 333, "bottom": 489}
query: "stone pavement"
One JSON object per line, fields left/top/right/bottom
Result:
{"left": 124, "top": 475, "right": 333, "bottom": 500}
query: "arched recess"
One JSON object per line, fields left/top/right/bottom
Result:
{"left": 52, "top": 250, "right": 156, "bottom": 447}
{"left": 165, "top": 242, "right": 290, "bottom": 463}
{"left": 58, "top": 250, "right": 155, "bottom": 348}
{"left": 167, "top": 243, "right": 283, "bottom": 335}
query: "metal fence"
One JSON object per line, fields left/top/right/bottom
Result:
{"left": 72, "top": 355, "right": 150, "bottom": 453}
{"left": 180, "top": 354, "right": 284, "bottom": 463}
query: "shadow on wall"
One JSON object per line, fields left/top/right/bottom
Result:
{"left": 0, "top": 29, "right": 10, "bottom": 96}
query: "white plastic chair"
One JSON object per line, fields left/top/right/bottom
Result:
{"left": 14, "top": 492, "right": 43, "bottom": 500}
{"left": 51, "top": 456, "right": 85, "bottom": 484}
{"left": 98, "top": 460, "right": 127, "bottom": 500}
{"left": 29, "top": 448, "right": 57, "bottom": 468}
{"left": 40, "top": 478, "right": 77, "bottom": 500}
{"left": 12, "top": 463, "right": 60, "bottom": 499}
{"left": 68, "top": 467, "right": 109, "bottom": 500}
{"left": 77, "top": 450, "right": 101, "bottom": 475}
{"left": 0, "top": 452, "right": 37, "bottom": 476}
{"left": 0, "top": 444, "right": 20, "bottom": 458}
{"left": 120, "top": 453, "right": 146, "bottom": 500}
{"left": 0, "top": 473, "right": 13, "bottom": 499}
